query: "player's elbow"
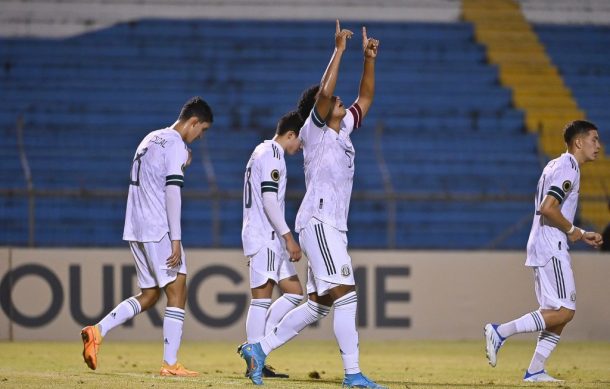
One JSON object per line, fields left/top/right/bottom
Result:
{"left": 538, "top": 203, "right": 556, "bottom": 218}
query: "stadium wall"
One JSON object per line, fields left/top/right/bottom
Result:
{"left": 1, "top": 248, "right": 609, "bottom": 341}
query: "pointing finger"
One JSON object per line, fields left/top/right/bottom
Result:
{"left": 362, "top": 26, "right": 367, "bottom": 41}
{"left": 336, "top": 19, "right": 340, "bottom": 34}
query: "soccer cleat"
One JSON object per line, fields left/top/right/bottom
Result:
{"left": 523, "top": 369, "right": 564, "bottom": 382}
{"left": 342, "top": 372, "right": 388, "bottom": 389}
{"left": 237, "top": 342, "right": 289, "bottom": 378}
{"left": 81, "top": 325, "right": 103, "bottom": 370}
{"left": 484, "top": 323, "right": 505, "bottom": 367}
{"left": 159, "top": 361, "right": 199, "bottom": 377}
{"left": 240, "top": 342, "right": 266, "bottom": 385}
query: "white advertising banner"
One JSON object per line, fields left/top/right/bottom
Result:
{"left": 0, "top": 248, "right": 608, "bottom": 341}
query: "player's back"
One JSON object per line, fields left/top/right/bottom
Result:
{"left": 242, "top": 140, "right": 287, "bottom": 256}
{"left": 123, "top": 128, "right": 188, "bottom": 243}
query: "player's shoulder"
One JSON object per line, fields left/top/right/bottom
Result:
{"left": 552, "top": 153, "right": 579, "bottom": 173}
{"left": 256, "top": 141, "right": 283, "bottom": 161}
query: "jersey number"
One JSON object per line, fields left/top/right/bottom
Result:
{"left": 244, "top": 167, "right": 253, "bottom": 208}
{"left": 129, "top": 147, "right": 148, "bottom": 186}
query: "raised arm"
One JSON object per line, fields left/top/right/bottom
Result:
{"left": 315, "top": 20, "right": 353, "bottom": 121}
{"left": 353, "top": 26, "right": 379, "bottom": 118}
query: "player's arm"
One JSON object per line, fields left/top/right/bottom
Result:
{"left": 165, "top": 143, "right": 187, "bottom": 268}
{"left": 539, "top": 196, "right": 603, "bottom": 247}
{"left": 352, "top": 26, "right": 378, "bottom": 119}
{"left": 315, "top": 19, "right": 353, "bottom": 123}
{"left": 262, "top": 193, "right": 302, "bottom": 261}
{"left": 165, "top": 185, "right": 182, "bottom": 267}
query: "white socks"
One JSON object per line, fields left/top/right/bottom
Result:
{"left": 528, "top": 331, "right": 560, "bottom": 373}
{"left": 246, "top": 298, "right": 272, "bottom": 343}
{"left": 97, "top": 297, "right": 141, "bottom": 337}
{"left": 497, "top": 310, "right": 546, "bottom": 339}
{"left": 333, "top": 292, "right": 360, "bottom": 374}
{"left": 260, "top": 299, "right": 330, "bottom": 355}
{"left": 163, "top": 307, "right": 185, "bottom": 365}
{"left": 265, "top": 293, "right": 303, "bottom": 335}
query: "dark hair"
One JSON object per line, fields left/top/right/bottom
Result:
{"left": 276, "top": 110, "right": 304, "bottom": 136}
{"left": 179, "top": 96, "right": 214, "bottom": 123}
{"left": 297, "top": 85, "right": 320, "bottom": 122}
{"left": 564, "top": 120, "right": 597, "bottom": 144}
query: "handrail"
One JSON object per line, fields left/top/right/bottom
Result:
{"left": 199, "top": 135, "right": 222, "bottom": 247}
{"left": 374, "top": 121, "right": 397, "bottom": 248}
{"left": 15, "top": 114, "right": 35, "bottom": 247}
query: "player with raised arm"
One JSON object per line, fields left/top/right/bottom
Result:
{"left": 484, "top": 120, "right": 603, "bottom": 382}
{"left": 241, "top": 20, "right": 386, "bottom": 388}
{"left": 238, "top": 110, "right": 305, "bottom": 379}
{"left": 80, "top": 96, "right": 213, "bottom": 377}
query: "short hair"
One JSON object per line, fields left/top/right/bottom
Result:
{"left": 297, "top": 85, "right": 320, "bottom": 122}
{"left": 178, "top": 96, "right": 214, "bottom": 123}
{"left": 564, "top": 120, "right": 597, "bottom": 145}
{"left": 276, "top": 110, "right": 303, "bottom": 136}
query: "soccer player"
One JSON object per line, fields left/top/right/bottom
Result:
{"left": 239, "top": 110, "right": 305, "bottom": 378}
{"left": 484, "top": 120, "right": 603, "bottom": 382}
{"left": 80, "top": 96, "right": 213, "bottom": 377}
{"left": 241, "top": 20, "right": 386, "bottom": 388}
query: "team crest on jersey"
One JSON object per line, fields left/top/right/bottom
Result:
{"left": 562, "top": 180, "right": 572, "bottom": 192}
{"left": 341, "top": 265, "right": 351, "bottom": 277}
{"left": 271, "top": 169, "right": 280, "bottom": 181}
{"left": 570, "top": 291, "right": 576, "bottom": 302}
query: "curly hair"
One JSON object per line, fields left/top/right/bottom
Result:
{"left": 297, "top": 85, "right": 320, "bottom": 122}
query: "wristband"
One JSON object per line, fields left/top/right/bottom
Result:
{"left": 566, "top": 225, "right": 576, "bottom": 234}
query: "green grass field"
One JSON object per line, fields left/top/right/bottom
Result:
{"left": 0, "top": 340, "right": 609, "bottom": 388}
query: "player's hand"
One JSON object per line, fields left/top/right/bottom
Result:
{"left": 284, "top": 234, "right": 302, "bottom": 262}
{"left": 362, "top": 26, "right": 379, "bottom": 59}
{"left": 166, "top": 240, "right": 182, "bottom": 268}
{"left": 582, "top": 231, "right": 603, "bottom": 248}
{"left": 335, "top": 19, "right": 353, "bottom": 52}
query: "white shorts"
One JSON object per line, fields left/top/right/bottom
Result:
{"left": 248, "top": 238, "right": 297, "bottom": 289}
{"left": 533, "top": 254, "right": 576, "bottom": 311}
{"left": 299, "top": 218, "right": 355, "bottom": 296}
{"left": 128, "top": 233, "right": 186, "bottom": 289}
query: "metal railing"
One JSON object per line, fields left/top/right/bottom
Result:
{"left": 8, "top": 118, "right": 607, "bottom": 249}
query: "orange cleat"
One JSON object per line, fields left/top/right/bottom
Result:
{"left": 160, "top": 362, "right": 199, "bottom": 377}
{"left": 80, "top": 325, "right": 102, "bottom": 370}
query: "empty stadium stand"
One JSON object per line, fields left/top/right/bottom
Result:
{"left": 1, "top": 17, "right": 546, "bottom": 249}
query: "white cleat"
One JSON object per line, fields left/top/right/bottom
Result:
{"left": 523, "top": 370, "right": 564, "bottom": 382}
{"left": 484, "top": 323, "right": 505, "bottom": 367}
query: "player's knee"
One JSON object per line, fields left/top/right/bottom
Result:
{"left": 138, "top": 290, "right": 161, "bottom": 310}
{"left": 562, "top": 308, "right": 575, "bottom": 324}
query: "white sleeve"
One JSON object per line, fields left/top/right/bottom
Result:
{"left": 262, "top": 191, "right": 290, "bottom": 236}
{"left": 164, "top": 139, "right": 188, "bottom": 188}
{"left": 547, "top": 159, "right": 578, "bottom": 204}
{"left": 165, "top": 184, "right": 182, "bottom": 240}
{"left": 342, "top": 103, "right": 362, "bottom": 135}
{"left": 299, "top": 107, "right": 326, "bottom": 146}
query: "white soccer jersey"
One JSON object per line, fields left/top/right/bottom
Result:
{"left": 526, "top": 153, "right": 580, "bottom": 267}
{"left": 242, "top": 140, "right": 288, "bottom": 256}
{"left": 295, "top": 103, "right": 363, "bottom": 232}
{"left": 123, "top": 127, "right": 188, "bottom": 242}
